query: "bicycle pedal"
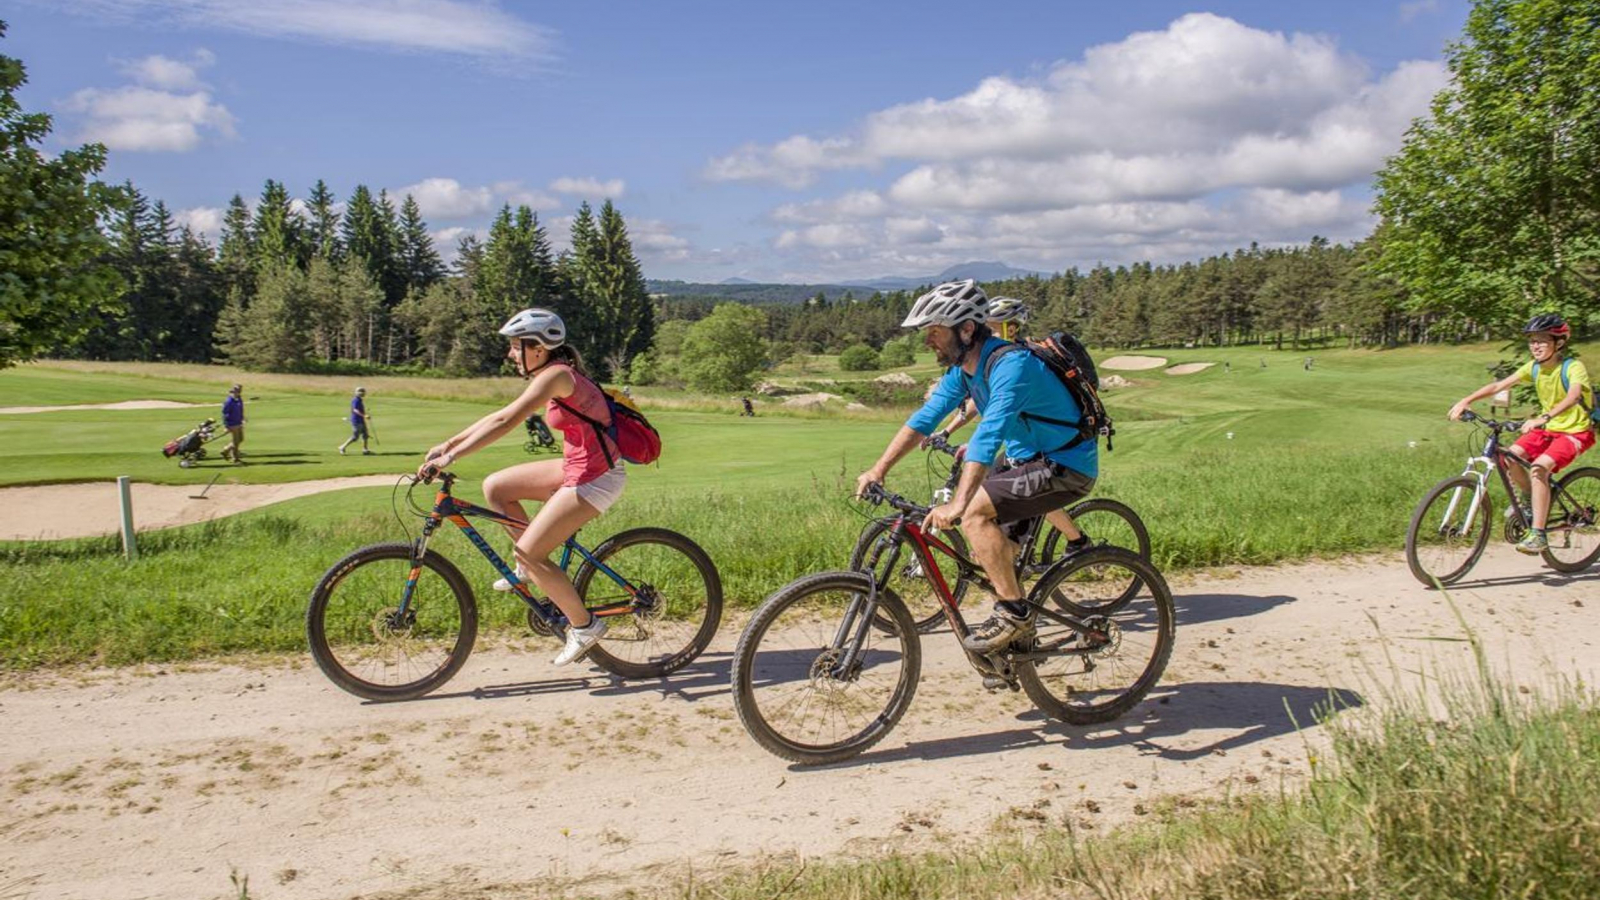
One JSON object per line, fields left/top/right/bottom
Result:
{"left": 980, "top": 675, "right": 1020, "bottom": 692}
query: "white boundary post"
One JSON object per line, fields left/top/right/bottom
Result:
{"left": 117, "top": 475, "right": 137, "bottom": 561}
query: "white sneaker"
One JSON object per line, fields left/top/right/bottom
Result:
{"left": 493, "top": 565, "right": 527, "bottom": 592}
{"left": 553, "top": 616, "right": 608, "bottom": 666}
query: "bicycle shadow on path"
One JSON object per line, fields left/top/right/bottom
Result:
{"left": 383, "top": 651, "right": 734, "bottom": 706}
{"left": 1173, "top": 592, "right": 1297, "bottom": 627}
{"left": 824, "top": 680, "right": 1359, "bottom": 770}
{"left": 1431, "top": 569, "right": 1600, "bottom": 591}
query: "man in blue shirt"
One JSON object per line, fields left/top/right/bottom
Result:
{"left": 220, "top": 383, "right": 245, "bottom": 463}
{"left": 339, "top": 386, "right": 373, "bottom": 455}
{"left": 856, "top": 280, "right": 1097, "bottom": 652}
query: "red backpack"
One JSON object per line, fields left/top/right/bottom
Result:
{"left": 554, "top": 378, "right": 662, "bottom": 466}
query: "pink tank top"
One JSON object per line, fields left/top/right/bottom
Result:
{"left": 545, "top": 365, "right": 617, "bottom": 486}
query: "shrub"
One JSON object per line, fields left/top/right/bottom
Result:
{"left": 839, "top": 344, "right": 880, "bottom": 371}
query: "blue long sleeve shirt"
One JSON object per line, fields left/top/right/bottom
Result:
{"left": 906, "top": 337, "right": 1098, "bottom": 478}
{"left": 222, "top": 395, "right": 244, "bottom": 428}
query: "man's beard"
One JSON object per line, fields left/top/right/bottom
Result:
{"left": 933, "top": 339, "right": 963, "bottom": 368}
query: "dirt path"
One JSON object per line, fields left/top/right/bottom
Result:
{"left": 0, "top": 476, "right": 399, "bottom": 541}
{"left": 1, "top": 547, "right": 1596, "bottom": 900}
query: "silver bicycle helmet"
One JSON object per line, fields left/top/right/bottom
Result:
{"left": 987, "top": 296, "right": 1029, "bottom": 324}
{"left": 498, "top": 308, "right": 566, "bottom": 347}
{"left": 901, "top": 279, "right": 988, "bottom": 329}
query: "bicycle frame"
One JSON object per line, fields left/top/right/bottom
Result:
{"left": 404, "top": 474, "right": 638, "bottom": 627}
{"left": 857, "top": 506, "right": 1112, "bottom": 672}
{"left": 1440, "top": 425, "right": 1574, "bottom": 538}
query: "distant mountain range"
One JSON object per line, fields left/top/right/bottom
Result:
{"left": 649, "top": 261, "right": 1048, "bottom": 305}
{"left": 846, "top": 260, "right": 1047, "bottom": 290}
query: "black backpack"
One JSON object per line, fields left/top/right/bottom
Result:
{"left": 981, "top": 332, "right": 1115, "bottom": 452}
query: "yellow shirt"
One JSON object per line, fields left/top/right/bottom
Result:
{"left": 1516, "top": 357, "right": 1595, "bottom": 433}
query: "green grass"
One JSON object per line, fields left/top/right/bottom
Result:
{"left": 0, "top": 342, "right": 1589, "bottom": 668}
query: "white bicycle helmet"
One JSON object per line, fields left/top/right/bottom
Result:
{"left": 498, "top": 308, "right": 566, "bottom": 347}
{"left": 987, "top": 297, "right": 1029, "bottom": 324}
{"left": 901, "top": 279, "right": 988, "bottom": 329}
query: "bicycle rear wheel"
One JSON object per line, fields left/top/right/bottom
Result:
{"left": 732, "top": 572, "right": 921, "bottom": 765}
{"left": 1017, "top": 547, "right": 1173, "bottom": 725}
{"left": 1037, "top": 498, "right": 1151, "bottom": 612}
{"left": 1543, "top": 467, "right": 1600, "bottom": 573}
{"left": 849, "top": 517, "right": 968, "bottom": 633}
{"left": 1405, "top": 476, "right": 1491, "bottom": 587}
{"left": 307, "top": 542, "right": 478, "bottom": 701}
{"left": 574, "top": 527, "right": 723, "bottom": 679}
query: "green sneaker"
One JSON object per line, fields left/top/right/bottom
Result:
{"left": 1515, "top": 531, "right": 1548, "bottom": 554}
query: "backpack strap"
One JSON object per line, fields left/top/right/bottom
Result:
{"left": 978, "top": 340, "right": 1091, "bottom": 454}
{"left": 551, "top": 373, "right": 619, "bottom": 468}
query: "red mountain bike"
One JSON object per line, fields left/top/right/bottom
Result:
{"left": 731, "top": 483, "right": 1174, "bottom": 765}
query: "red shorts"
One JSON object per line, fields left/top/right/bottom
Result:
{"left": 1513, "top": 428, "right": 1596, "bottom": 473}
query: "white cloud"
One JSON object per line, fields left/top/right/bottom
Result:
{"left": 491, "top": 180, "right": 560, "bottom": 211}
{"left": 701, "top": 13, "right": 1447, "bottom": 282}
{"left": 64, "top": 84, "right": 236, "bottom": 152}
{"left": 175, "top": 205, "right": 225, "bottom": 240}
{"left": 396, "top": 177, "right": 494, "bottom": 219}
{"left": 116, "top": 49, "right": 215, "bottom": 90}
{"left": 706, "top": 13, "right": 1444, "bottom": 208}
{"left": 53, "top": 0, "right": 556, "bottom": 62}
{"left": 549, "top": 177, "right": 625, "bottom": 199}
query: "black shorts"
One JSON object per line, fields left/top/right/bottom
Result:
{"left": 351, "top": 421, "right": 368, "bottom": 439}
{"left": 983, "top": 458, "right": 1095, "bottom": 524}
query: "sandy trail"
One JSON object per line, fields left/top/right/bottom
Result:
{"left": 1, "top": 545, "right": 1595, "bottom": 899}
{"left": 0, "top": 476, "right": 400, "bottom": 540}
{"left": 1165, "top": 362, "right": 1215, "bottom": 375}
{"left": 0, "top": 400, "right": 205, "bottom": 415}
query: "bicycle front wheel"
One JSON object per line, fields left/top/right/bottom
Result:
{"left": 1544, "top": 466, "right": 1600, "bottom": 573}
{"left": 307, "top": 542, "right": 478, "bottom": 701}
{"left": 1018, "top": 547, "right": 1174, "bottom": 725}
{"left": 732, "top": 572, "right": 921, "bottom": 765}
{"left": 574, "top": 527, "right": 723, "bottom": 679}
{"left": 849, "top": 517, "right": 968, "bottom": 633}
{"left": 1405, "top": 475, "right": 1490, "bottom": 587}
{"left": 1037, "top": 498, "right": 1151, "bottom": 612}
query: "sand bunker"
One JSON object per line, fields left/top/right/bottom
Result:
{"left": 0, "top": 475, "right": 398, "bottom": 541}
{"left": 1166, "top": 362, "right": 1216, "bottom": 375}
{"left": 1099, "top": 355, "right": 1168, "bottom": 371}
{"left": 0, "top": 399, "right": 206, "bottom": 415}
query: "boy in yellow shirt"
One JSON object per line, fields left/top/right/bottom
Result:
{"left": 1450, "top": 314, "right": 1595, "bottom": 553}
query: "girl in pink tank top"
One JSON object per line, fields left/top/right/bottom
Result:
{"left": 544, "top": 364, "right": 617, "bottom": 487}
{"left": 417, "top": 308, "right": 624, "bottom": 667}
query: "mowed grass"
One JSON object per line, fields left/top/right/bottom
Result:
{"left": 0, "top": 342, "right": 1587, "bottom": 668}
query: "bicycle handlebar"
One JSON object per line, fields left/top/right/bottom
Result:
{"left": 1458, "top": 410, "right": 1525, "bottom": 433}
{"left": 861, "top": 482, "right": 961, "bottom": 527}
{"left": 924, "top": 432, "right": 966, "bottom": 461}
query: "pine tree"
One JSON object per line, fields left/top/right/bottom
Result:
{"left": 252, "top": 179, "right": 302, "bottom": 272}
{"left": 581, "top": 200, "right": 653, "bottom": 378}
{"left": 306, "top": 179, "right": 341, "bottom": 261}
{"left": 217, "top": 193, "right": 254, "bottom": 302}
{"left": 171, "top": 225, "right": 223, "bottom": 361}
{"left": 398, "top": 194, "right": 443, "bottom": 295}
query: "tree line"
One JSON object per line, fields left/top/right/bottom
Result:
{"left": 54, "top": 178, "right": 653, "bottom": 379}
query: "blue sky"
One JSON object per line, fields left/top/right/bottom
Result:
{"left": 8, "top": 0, "right": 1469, "bottom": 283}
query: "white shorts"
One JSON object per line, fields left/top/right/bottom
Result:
{"left": 563, "top": 466, "right": 627, "bottom": 514}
